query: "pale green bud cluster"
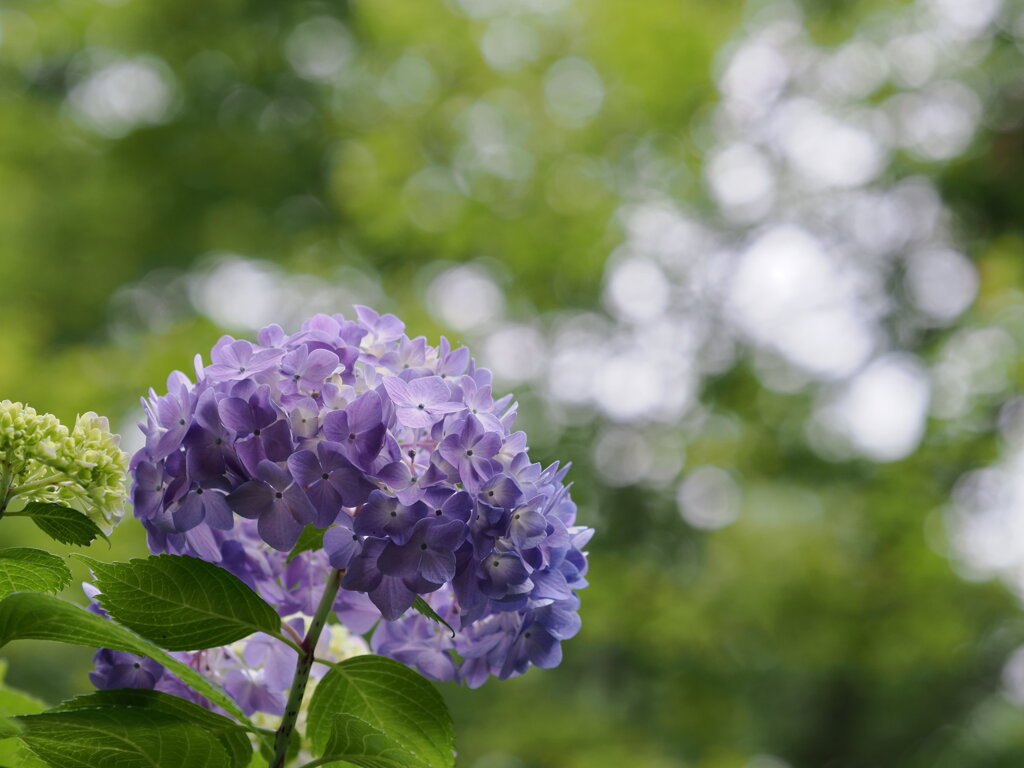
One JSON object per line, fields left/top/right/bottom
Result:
{"left": 0, "top": 400, "right": 67, "bottom": 474}
{"left": 0, "top": 400, "right": 128, "bottom": 530}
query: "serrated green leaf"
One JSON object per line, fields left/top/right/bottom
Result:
{"left": 286, "top": 523, "right": 326, "bottom": 563}
{"left": 411, "top": 597, "right": 456, "bottom": 639}
{"left": 77, "top": 553, "right": 280, "bottom": 651}
{"left": 14, "top": 707, "right": 232, "bottom": 768}
{"left": 0, "top": 592, "right": 253, "bottom": 727}
{"left": 51, "top": 690, "right": 253, "bottom": 768}
{"left": 0, "top": 548, "right": 72, "bottom": 599}
{"left": 8, "top": 503, "right": 107, "bottom": 546}
{"left": 317, "top": 714, "right": 413, "bottom": 768}
{"left": 307, "top": 655, "right": 455, "bottom": 768}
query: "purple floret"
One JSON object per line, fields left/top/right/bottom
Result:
{"left": 90, "top": 649, "right": 164, "bottom": 690}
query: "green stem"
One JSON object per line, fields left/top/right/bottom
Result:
{"left": 5, "top": 474, "right": 66, "bottom": 497}
{"left": 270, "top": 630, "right": 304, "bottom": 656}
{"left": 269, "top": 568, "right": 343, "bottom": 768}
{"left": 0, "top": 463, "right": 14, "bottom": 520}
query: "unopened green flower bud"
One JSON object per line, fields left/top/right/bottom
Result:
{"left": 0, "top": 400, "right": 128, "bottom": 530}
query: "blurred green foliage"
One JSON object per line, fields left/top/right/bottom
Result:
{"left": 2, "top": 0, "right": 1024, "bottom": 766}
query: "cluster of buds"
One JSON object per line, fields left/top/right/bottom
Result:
{"left": 0, "top": 400, "right": 127, "bottom": 529}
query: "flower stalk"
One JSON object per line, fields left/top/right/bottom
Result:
{"left": 270, "top": 568, "right": 343, "bottom": 768}
{"left": 0, "top": 466, "right": 10, "bottom": 520}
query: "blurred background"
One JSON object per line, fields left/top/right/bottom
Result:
{"left": 2, "top": 0, "right": 1024, "bottom": 765}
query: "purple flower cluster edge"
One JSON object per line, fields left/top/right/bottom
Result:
{"left": 100, "top": 306, "right": 590, "bottom": 702}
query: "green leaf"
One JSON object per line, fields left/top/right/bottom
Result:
{"left": 49, "top": 690, "right": 252, "bottom": 768}
{"left": 0, "top": 735, "right": 48, "bottom": 768}
{"left": 9, "top": 503, "right": 107, "bottom": 547}
{"left": 0, "top": 660, "right": 48, "bottom": 768}
{"left": 14, "top": 707, "right": 232, "bottom": 768}
{"left": 0, "top": 738, "right": 48, "bottom": 768}
{"left": 0, "top": 663, "right": 45, "bottom": 724}
{"left": 0, "top": 717, "right": 21, "bottom": 738}
{"left": 77, "top": 553, "right": 280, "bottom": 651}
{"left": 287, "top": 523, "right": 326, "bottom": 563}
{"left": 307, "top": 655, "right": 455, "bottom": 768}
{"left": 0, "top": 660, "right": 46, "bottom": 718}
{"left": 0, "top": 548, "right": 72, "bottom": 599}
{"left": 411, "top": 597, "right": 456, "bottom": 639}
{"left": 0, "top": 591, "right": 253, "bottom": 727}
{"left": 317, "top": 714, "right": 413, "bottom": 768}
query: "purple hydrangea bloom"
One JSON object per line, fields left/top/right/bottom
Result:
{"left": 226, "top": 460, "right": 316, "bottom": 551}
{"left": 122, "top": 308, "right": 592, "bottom": 697}
{"left": 218, "top": 387, "right": 292, "bottom": 476}
{"left": 169, "top": 478, "right": 233, "bottom": 532}
{"left": 439, "top": 415, "right": 502, "bottom": 493}
{"left": 286, "top": 442, "right": 374, "bottom": 526}
{"left": 377, "top": 517, "right": 467, "bottom": 587}
{"left": 206, "top": 338, "right": 283, "bottom": 382}
{"left": 353, "top": 491, "right": 426, "bottom": 543}
{"left": 279, "top": 345, "right": 340, "bottom": 395}
{"left": 90, "top": 649, "right": 165, "bottom": 690}
{"left": 88, "top": 611, "right": 366, "bottom": 718}
{"left": 381, "top": 375, "right": 465, "bottom": 429}
{"left": 321, "top": 390, "right": 386, "bottom": 469}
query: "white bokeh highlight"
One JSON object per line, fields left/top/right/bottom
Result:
{"left": 677, "top": 466, "right": 742, "bottom": 530}
{"left": 67, "top": 55, "right": 176, "bottom": 138}
{"left": 816, "top": 354, "right": 931, "bottom": 462}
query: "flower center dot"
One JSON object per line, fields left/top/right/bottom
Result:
{"left": 435, "top": 509, "right": 443, "bottom": 516}
{"left": 417, "top": 404, "right": 425, "bottom": 410}
{"left": 349, "top": 433, "right": 356, "bottom": 440}
{"left": 466, "top": 450, "right": 473, "bottom": 456}
{"left": 275, "top": 492, "right": 283, "bottom": 499}
{"left": 390, "top": 511, "right": 397, "bottom": 517}
{"left": 321, "top": 473, "right": 329, "bottom": 480}
{"left": 253, "top": 428, "right": 261, "bottom": 436}
{"left": 420, "top": 543, "right": 428, "bottom": 550}
{"left": 179, "top": 419, "right": 186, "bottom": 426}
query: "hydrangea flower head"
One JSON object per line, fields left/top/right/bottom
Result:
{"left": 125, "top": 307, "right": 592, "bottom": 688}
{"left": 0, "top": 400, "right": 128, "bottom": 529}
